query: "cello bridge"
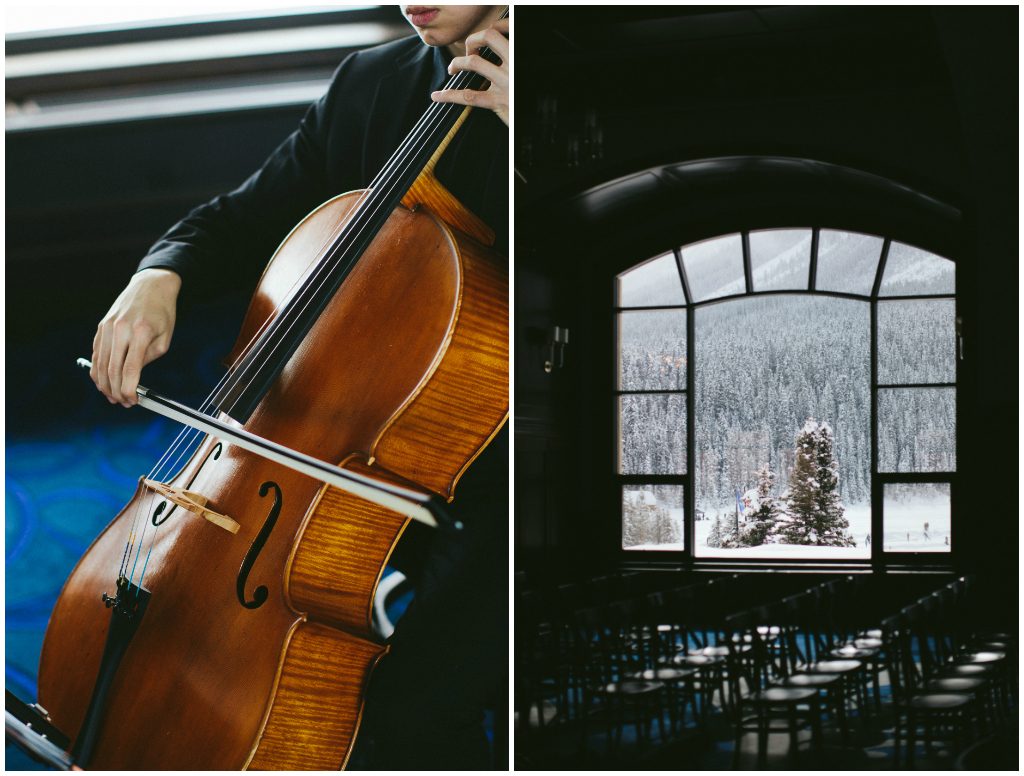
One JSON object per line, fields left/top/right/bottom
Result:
{"left": 142, "top": 478, "right": 240, "bottom": 534}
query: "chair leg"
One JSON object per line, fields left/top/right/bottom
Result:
{"left": 907, "top": 709, "right": 916, "bottom": 767}
{"left": 787, "top": 705, "right": 800, "bottom": 765}
{"left": 893, "top": 713, "right": 902, "bottom": 767}
{"left": 810, "top": 695, "right": 824, "bottom": 755}
{"left": 834, "top": 685, "right": 850, "bottom": 745}
{"left": 731, "top": 708, "right": 744, "bottom": 769}
{"left": 756, "top": 709, "right": 768, "bottom": 769}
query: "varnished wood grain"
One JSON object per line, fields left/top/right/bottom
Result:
{"left": 372, "top": 233, "right": 509, "bottom": 499}
{"left": 247, "top": 622, "right": 385, "bottom": 770}
{"left": 402, "top": 172, "right": 495, "bottom": 247}
{"left": 401, "top": 106, "right": 495, "bottom": 246}
{"left": 287, "top": 466, "right": 409, "bottom": 636}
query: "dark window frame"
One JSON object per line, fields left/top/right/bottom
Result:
{"left": 615, "top": 226, "right": 957, "bottom": 566}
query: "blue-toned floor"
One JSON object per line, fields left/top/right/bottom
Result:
{"left": 5, "top": 296, "right": 413, "bottom": 769}
{"left": 517, "top": 678, "right": 1017, "bottom": 770}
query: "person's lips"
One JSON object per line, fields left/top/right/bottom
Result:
{"left": 405, "top": 6, "right": 439, "bottom": 27}
{"left": 405, "top": 6, "right": 438, "bottom": 27}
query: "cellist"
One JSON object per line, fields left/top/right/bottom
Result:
{"left": 88, "top": 5, "right": 509, "bottom": 769}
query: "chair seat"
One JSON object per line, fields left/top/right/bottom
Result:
{"left": 908, "top": 692, "right": 972, "bottom": 711}
{"left": 803, "top": 659, "right": 862, "bottom": 674}
{"left": 779, "top": 672, "right": 841, "bottom": 688}
{"left": 941, "top": 662, "right": 996, "bottom": 677}
{"left": 751, "top": 686, "right": 818, "bottom": 704}
{"left": 860, "top": 628, "right": 883, "bottom": 639}
{"left": 975, "top": 640, "right": 1010, "bottom": 650}
{"left": 829, "top": 645, "right": 877, "bottom": 659}
{"left": 663, "top": 653, "right": 723, "bottom": 667}
{"left": 956, "top": 650, "right": 1005, "bottom": 664}
{"left": 702, "top": 644, "right": 751, "bottom": 657}
{"left": 630, "top": 667, "right": 698, "bottom": 682}
{"left": 853, "top": 637, "right": 883, "bottom": 649}
{"left": 602, "top": 679, "right": 664, "bottom": 696}
{"left": 925, "top": 676, "right": 986, "bottom": 694}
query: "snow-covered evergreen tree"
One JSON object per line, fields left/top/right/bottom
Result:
{"left": 706, "top": 514, "right": 723, "bottom": 548}
{"left": 736, "top": 463, "right": 782, "bottom": 546}
{"left": 781, "top": 419, "right": 856, "bottom": 546}
{"left": 708, "top": 512, "right": 741, "bottom": 548}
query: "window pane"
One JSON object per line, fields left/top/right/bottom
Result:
{"left": 750, "top": 229, "right": 811, "bottom": 291}
{"left": 878, "top": 299, "right": 955, "bottom": 384}
{"left": 883, "top": 483, "right": 951, "bottom": 553}
{"left": 617, "top": 252, "right": 686, "bottom": 307}
{"left": 879, "top": 241, "right": 955, "bottom": 296}
{"left": 618, "top": 394, "right": 687, "bottom": 474}
{"left": 877, "top": 388, "right": 956, "bottom": 472}
{"left": 816, "top": 229, "right": 883, "bottom": 296}
{"left": 618, "top": 310, "right": 687, "bottom": 391}
{"left": 622, "top": 484, "right": 685, "bottom": 550}
{"left": 681, "top": 234, "right": 745, "bottom": 302}
{"left": 694, "top": 296, "right": 870, "bottom": 558}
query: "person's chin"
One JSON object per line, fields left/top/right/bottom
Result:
{"left": 417, "top": 29, "right": 454, "bottom": 48}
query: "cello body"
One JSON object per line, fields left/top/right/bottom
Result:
{"left": 37, "top": 184, "right": 508, "bottom": 769}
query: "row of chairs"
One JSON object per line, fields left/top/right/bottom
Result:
{"left": 516, "top": 572, "right": 749, "bottom": 758}
{"left": 719, "top": 575, "right": 1016, "bottom": 768}
{"left": 517, "top": 573, "right": 839, "bottom": 760}
{"left": 720, "top": 578, "right": 885, "bottom": 767}
{"left": 570, "top": 575, "right": 753, "bottom": 754}
{"left": 517, "top": 572, "right": 1016, "bottom": 768}
{"left": 880, "top": 577, "right": 1015, "bottom": 766}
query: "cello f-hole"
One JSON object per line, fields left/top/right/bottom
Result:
{"left": 236, "top": 481, "right": 282, "bottom": 610}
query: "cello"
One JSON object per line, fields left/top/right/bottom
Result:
{"left": 34, "top": 12, "right": 509, "bottom": 770}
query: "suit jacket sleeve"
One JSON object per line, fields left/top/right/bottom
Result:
{"left": 135, "top": 57, "right": 356, "bottom": 293}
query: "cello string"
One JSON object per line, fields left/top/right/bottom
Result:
{"left": 149, "top": 59, "right": 482, "bottom": 471}
{"left": 117, "top": 79, "right": 465, "bottom": 575}
{"left": 137, "top": 83, "right": 452, "bottom": 482}
{"left": 213, "top": 11, "right": 508, "bottom": 393}
{"left": 137, "top": 6, "right": 508, "bottom": 509}
{"left": 130, "top": 40, "right": 503, "bottom": 590}
{"left": 213, "top": 70, "right": 494, "bottom": 412}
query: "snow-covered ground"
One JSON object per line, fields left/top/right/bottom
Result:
{"left": 625, "top": 500, "right": 951, "bottom": 555}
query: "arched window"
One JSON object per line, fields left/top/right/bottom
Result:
{"left": 616, "top": 228, "right": 956, "bottom": 561}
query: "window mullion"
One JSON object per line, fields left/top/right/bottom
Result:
{"left": 870, "top": 295, "right": 882, "bottom": 568}
{"left": 685, "top": 300, "right": 695, "bottom": 557}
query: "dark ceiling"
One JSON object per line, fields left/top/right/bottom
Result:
{"left": 515, "top": 6, "right": 969, "bottom": 211}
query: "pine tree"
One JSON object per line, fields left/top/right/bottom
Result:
{"left": 709, "top": 512, "right": 741, "bottom": 548}
{"left": 706, "top": 514, "right": 723, "bottom": 548}
{"left": 738, "top": 463, "right": 782, "bottom": 546}
{"left": 781, "top": 419, "right": 856, "bottom": 546}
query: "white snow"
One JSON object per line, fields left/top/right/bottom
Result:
{"left": 626, "top": 500, "right": 952, "bottom": 555}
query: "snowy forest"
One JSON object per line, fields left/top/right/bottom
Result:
{"left": 618, "top": 229, "right": 956, "bottom": 554}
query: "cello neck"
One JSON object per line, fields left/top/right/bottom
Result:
{"left": 213, "top": 13, "right": 507, "bottom": 422}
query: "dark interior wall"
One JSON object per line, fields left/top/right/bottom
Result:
{"left": 7, "top": 107, "right": 305, "bottom": 335}
{"left": 514, "top": 7, "right": 1017, "bottom": 595}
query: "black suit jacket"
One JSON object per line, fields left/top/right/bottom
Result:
{"left": 138, "top": 34, "right": 508, "bottom": 291}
